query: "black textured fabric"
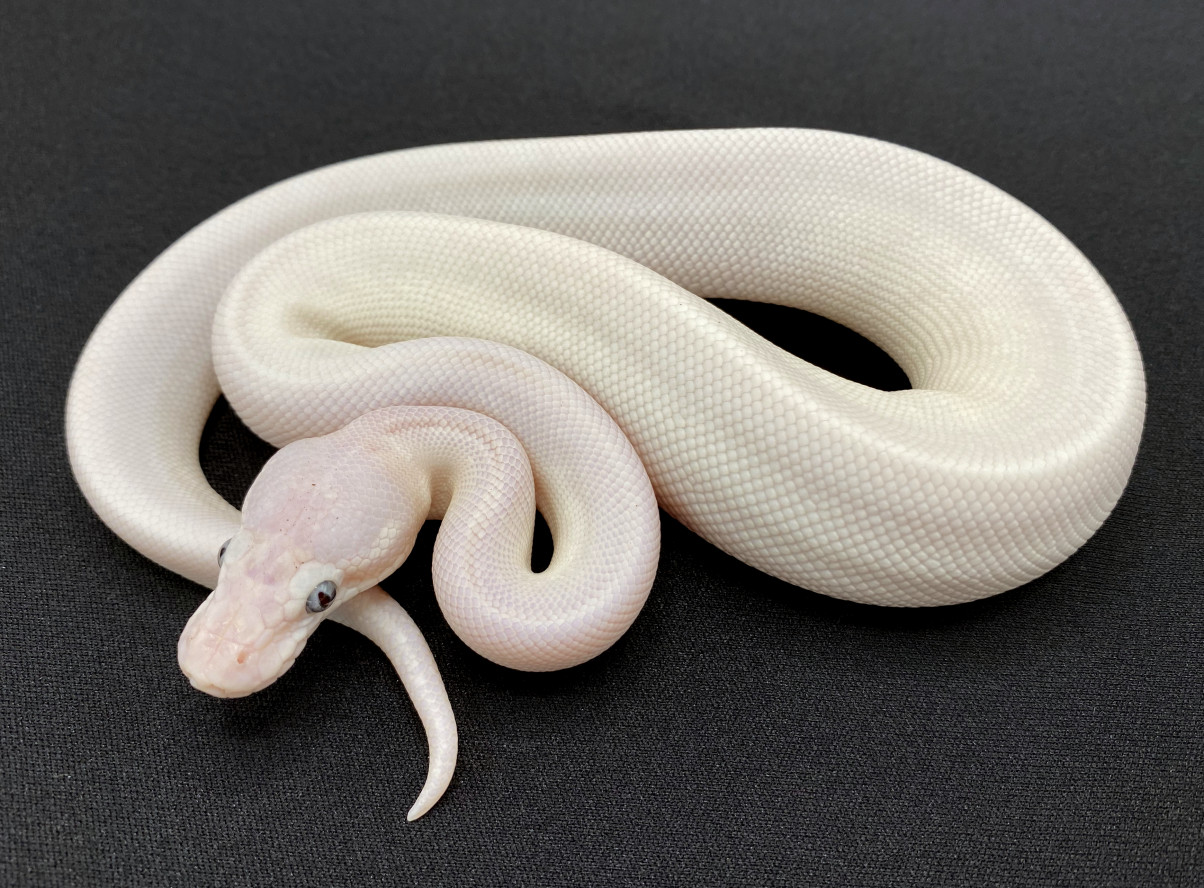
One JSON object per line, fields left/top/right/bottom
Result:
{"left": 3, "top": 2, "right": 1201, "bottom": 885}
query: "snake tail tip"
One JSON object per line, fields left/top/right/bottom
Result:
{"left": 406, "top": 777, "right": 450, "bottom": 822}
{"left": 406, "top": 798, "right": 434, "bottom": 822}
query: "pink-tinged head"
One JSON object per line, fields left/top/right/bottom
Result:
{"left": 178, "top": 432, "right": 425, "bottom": 697}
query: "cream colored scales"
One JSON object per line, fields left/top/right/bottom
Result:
{"left": 65, "top": 129, "right": 1145, "bottom": 818}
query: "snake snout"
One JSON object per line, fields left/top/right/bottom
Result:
{"left": 177, "top": 587, "right": 304, "bottom": 698}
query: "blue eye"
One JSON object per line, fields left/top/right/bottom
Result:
{"left": 218, "top": 538, "right": 232, "bottom": 566}
{"left": 306, "top": 580, "right": 337, "bottom": 613}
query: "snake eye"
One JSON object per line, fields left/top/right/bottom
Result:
{"left": 306, "top": 580, "right": 337, "bottom": 613}
{"left": 218, "top": 538, "right": 232, "bottom": 566}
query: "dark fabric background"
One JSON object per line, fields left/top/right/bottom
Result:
{"left": 2, "top": 1, "right": 1201, "bottom": 885}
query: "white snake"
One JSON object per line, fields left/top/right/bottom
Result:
{"left": 64, "top": 128, "right": 1145, "bottom": 820}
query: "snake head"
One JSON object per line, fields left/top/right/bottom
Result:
{"left": 177, "top": 433, "right": 424, "bottom": 697}
{"left": 177, "top": 528, "right": 347, "bottom": 696}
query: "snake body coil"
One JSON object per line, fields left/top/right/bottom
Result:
{"left": 65, "top": 129, "right": 1145, "bottom": 818}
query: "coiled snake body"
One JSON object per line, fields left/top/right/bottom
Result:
{"left": 65, "top": 129, "right": 1145, "bottom": 819}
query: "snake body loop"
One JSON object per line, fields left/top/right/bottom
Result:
{"left": 65, "top": 129, "right": 1145, "bottom": 818}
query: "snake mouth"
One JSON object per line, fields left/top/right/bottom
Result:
{"left": 178, "top": 626, "right": 306, "bottom": 698}
{"left": 182, "top": 654, "right": 298, "bottom": 698}
{"left": 184, "top": 673, "right": 260, "bottom": 699}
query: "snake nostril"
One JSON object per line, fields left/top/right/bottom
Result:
{"left": 236, "top": 651, "right": 248, "bottom": 666}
